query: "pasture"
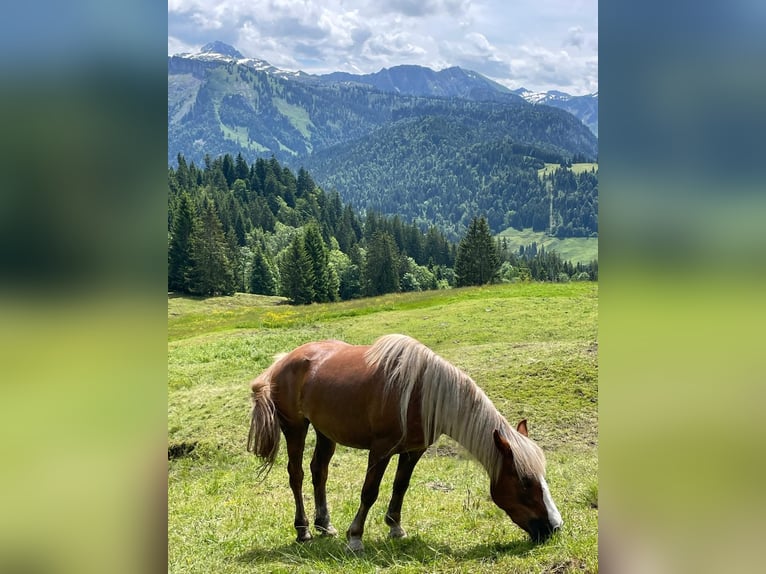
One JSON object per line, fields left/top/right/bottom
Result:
{"left": 168, "top": 283, "right": 598, "bottom": 573}
{"left": 537, "top": 162, "right": 599, "bottom": 178}
{"left": 495, "top": 227, "right": 598, "bottom": 265}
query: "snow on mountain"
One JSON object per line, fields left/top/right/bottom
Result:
{"left": 174, "top": 41, "right": 307, "bottom": 79}
{"left": 512, "top": 88, "right": 598, "bottom": 135}
{"left": 170, "top": 41, "right": 597, "bottom": 134}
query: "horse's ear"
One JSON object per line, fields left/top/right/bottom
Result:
{"left": 493, "top": 429, "right": 513, "bottom": 458}
{"left": 516, "top": 419, "right": 529, "bottom": 437}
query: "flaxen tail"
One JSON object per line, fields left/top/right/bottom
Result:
{"left": 247, "top": 366, "right": 282, "bottom": 478}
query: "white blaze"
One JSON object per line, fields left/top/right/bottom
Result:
{"left": 540, "top": 476, "right": 563, "bottom": 528}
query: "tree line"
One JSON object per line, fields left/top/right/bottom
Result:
{"left": 168, "top": 153, "right": 596, "bottom": 303}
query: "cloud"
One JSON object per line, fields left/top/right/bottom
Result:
{"left": 363, "top": 31, "right": 429, "bottom": 63}
{"left": 167, "top": 0, "right": 598, "bottom": 94}
{"left": 374, "top": 0, "right": 471, "bottom": 18}
{"left": 167, "top": 36, "right": 196, "bottom": 56}
{"left": 505, "top": 43, "right": 597, "bottom": 94}
{"left": 565, "top": 26, "right": 585, "bottom": 49}
{"left": 440, "top": 32, "right": 509, "bottom": 77}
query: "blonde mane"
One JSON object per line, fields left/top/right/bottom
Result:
{"left": 365, "top": 334, "right": 546, "bottom": 481}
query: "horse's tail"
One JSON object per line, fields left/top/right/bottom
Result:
{"left": 247, "top": 357, "right": 284, "bottom": 478}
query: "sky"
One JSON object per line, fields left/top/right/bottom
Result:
{"left": 168, "top": 0, "right": 597, "bottom": 96}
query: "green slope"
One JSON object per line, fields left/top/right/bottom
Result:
{"left": 497, "top": 227, "right": 598, "bottom": 264}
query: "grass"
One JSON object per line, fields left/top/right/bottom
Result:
{"left": 273, "top": 97, "right": 315, "bottom": 140}
{"left": 495, "top": 228, "right": 598, "bottom": 264}
{"left": 537, "top": 163, "right": 599, "bottom": 178}
{"left": 168, "top": 282, "right": 598, "bottom": 573}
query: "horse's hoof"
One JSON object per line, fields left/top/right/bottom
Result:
{"left": 316, "top": 524, "right": 338, "bottom": 537}
{"left": 295, "top": 529, "right": 313, "bottom": 543}
{"left": 389, "top": 525, "right": 407, "bottom": 539}
{"left": 346, "top": 537, "right": 364, "bottom": 553}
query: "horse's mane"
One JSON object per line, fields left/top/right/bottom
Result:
{"left": 365, "top": 334, "right": 545, "bottom": 481}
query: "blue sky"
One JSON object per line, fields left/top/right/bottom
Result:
{"left": 168, "top": 0, "right": 597, "bottom": 95}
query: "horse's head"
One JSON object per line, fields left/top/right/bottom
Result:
{"left": 489, "top": 420, "right": 563, "bottom": 542}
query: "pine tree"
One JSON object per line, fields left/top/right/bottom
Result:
{"left": 454, "top": 216, "right": 499, "bottom": 286}
{"left": 249, "top": 244, "right": 276, "bottom": 295}
{"left": 168, "top": 192, "right": 197, "bottom": 293}
{"left": 363, "top": 231, "right": 400, "bottom": 296}
{"left": 303, "top": 222, "right": 334, "bottom": 302}
{"left": 279, "top": 235, "right": 315, "bottom": 304}
{"left": 188, "top": 197, "right": 236, "bottom": 296}
{"left": 234, "top": 152, "right": 249, "bottom": 181}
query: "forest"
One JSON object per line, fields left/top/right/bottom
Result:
{"left": 305, "top": 119, "right": 598, "bottom": 240}
{"left": 167, "top": 153, "right": 597, "bottom": 302}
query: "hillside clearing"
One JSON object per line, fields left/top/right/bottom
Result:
{"left": 496, "top": 228, "right": 598, "bottom": 264}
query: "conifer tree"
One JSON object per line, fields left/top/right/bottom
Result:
{"left": 188, "top": 197, "right": 236, "bottom": 296}
{"left": 303, "top": 222, "right": 335, "bottom": 302}
{"left": 234, "top": 152, "right": 249, "bottom": 181}
{"left": 279, "top": 235, "right": 315, "bottom": 304}
{"left": 363, "top": 231, "right": 399, "bottom": 296}
{"left": 168, "top": 192, "right": 197, "bottom": 293}
{"left": 249, "top": 244, "right": 276, "bottom": 295}
{"left": 454, "top": 216, "right": 499, "bottom": 286}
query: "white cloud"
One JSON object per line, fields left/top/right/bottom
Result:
{"left": 168, "top": 36, "right": 196, "bottom": 56}
{"left": 168, "top": 0, "right": 597, "bottom": 94}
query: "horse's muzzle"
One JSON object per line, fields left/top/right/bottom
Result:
{"left": 528, "top": 518, "right": 561, "bottom": 543}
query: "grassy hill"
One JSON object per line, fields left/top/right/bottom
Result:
{"left": 496, "top": 227, "right": 598, "bottom": 264}
{"left": 168, "top": 283, "right": 598, "bottom": 573}
{"left": 538, "top": 162, "right": 599, "bottom": 178}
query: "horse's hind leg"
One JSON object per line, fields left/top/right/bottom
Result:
{"left": 346, "top": 449, "right": 392, "bottom": 552}
{"left": 310, "top": 430, "right": 337, "bottom": 536}
{"left": 385, "top": 448, "right": 426, "bottom": 539}
{"left": 285, "top": 422, "right": 312, "bottom": 542}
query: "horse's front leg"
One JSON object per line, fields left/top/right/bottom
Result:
{"left": 346, "top": 450, "right": 392, "bottom": 553}
{"left": 385, "top": 448, "right": 426, "bottom": 539}
{"left": 310, "top": 430, "right": 338, "bottom": 536}
{"left": 285, "top": 423, "right": 311, "bottom": 542}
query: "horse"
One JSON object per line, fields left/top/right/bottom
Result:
{"left": 247, "top": 334, "right": 562, "bottom": 552}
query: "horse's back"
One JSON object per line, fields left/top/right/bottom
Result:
{"left": 270, "top": 340, "right": 405, "bottom": 449}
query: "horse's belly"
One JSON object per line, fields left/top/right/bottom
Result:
{"left": 301, "top": 378, "right": 400, "bottom": 450}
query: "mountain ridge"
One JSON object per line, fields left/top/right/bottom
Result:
{"left": 168, "top": 42, "right": 598, "bottom": 239}
{"left": 169, "top": 42, "right": 597, "bottom": 131}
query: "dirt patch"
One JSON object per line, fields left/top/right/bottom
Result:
{"left": 426, "top": 443, "right": 461, "bottom": 458}
{"left": 542, "top": 557, "right": 590, "bottom": 573}
{"left": 426, "top": 480, "right": 454, "bottom": 492}
{"left": 168, "top": 440, "right": 198, "bottom": 460}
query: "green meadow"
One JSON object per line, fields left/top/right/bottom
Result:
{"left": 496, "top": 227, "right": 598, "bottom": 265}
{"left": 168, "top": 282, "right": 598, "bottom": 573}
{"left": 537, "top": 162, "right": 599, "bottom": 178}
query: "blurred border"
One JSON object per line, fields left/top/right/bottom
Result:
{"left": 0, "top": 2, "right": 168, "bottom": 574}
{"left": 1, "top": 1, "right": 765, "bottom": 573}
{"left": 600, "top": 0, "right": 766, "bottom": 571}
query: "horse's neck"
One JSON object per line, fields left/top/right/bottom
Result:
{"left": 437, "top": 385, "right": 504, "bottom": 480}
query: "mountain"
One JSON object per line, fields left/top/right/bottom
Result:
{"left": 168, "top": 42, "right": 598, "bottom": 237}
{"left": 171, "top": 41, "right": 310, "bottom": 80}
{"left": 199, "top": 41, "right": 244, "bottom": 59}
{"left": 168, "top": 43, "right": 596, "bottom": 164}
{"left": 303, "top": 116, "right": 598, "bottom": 239}
{"left": 513, "top": 88, "right": 598, "bottom": 136}
{"left": 319, "top": 65, "right": 524, "bottom": 102}
{"left": 318, "top": 67, "right": 597, "bottom": 134}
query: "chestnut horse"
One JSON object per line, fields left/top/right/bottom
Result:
{"left": 247, "top": 334, "right": 562, "bottom": 552}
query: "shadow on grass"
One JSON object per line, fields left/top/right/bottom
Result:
{"left": 236, "top": 534, "right": 537, "bottom": 568}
